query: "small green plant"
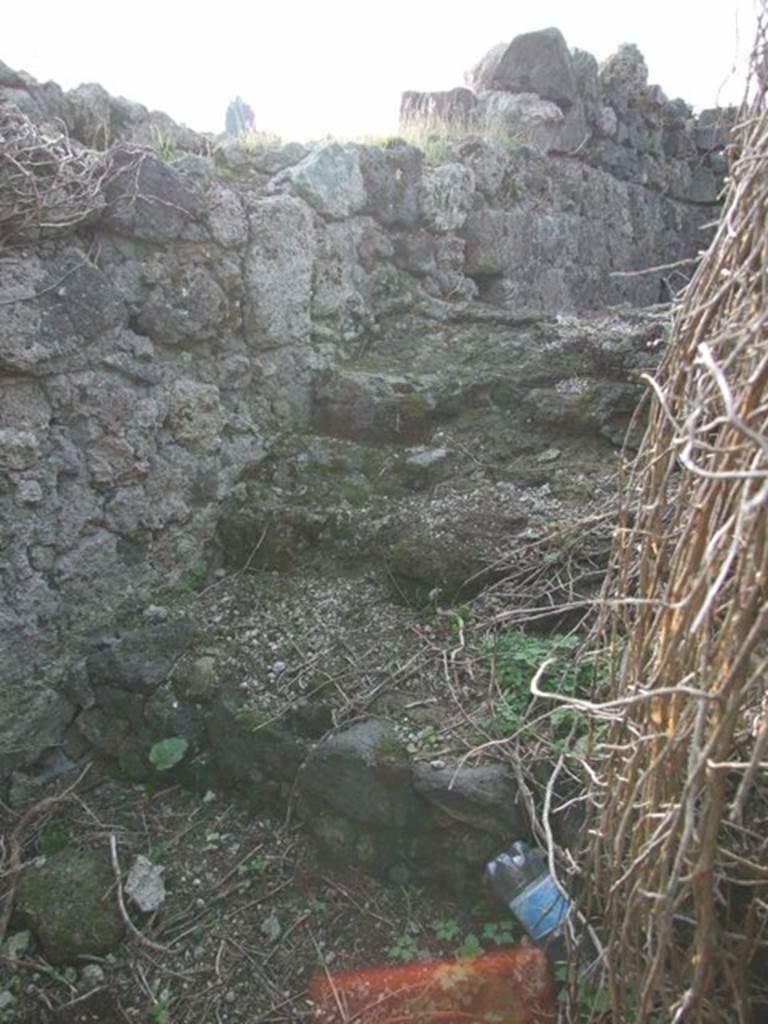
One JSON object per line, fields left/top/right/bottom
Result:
{"left": 150, "top": 127, "right": 176, "bottom": 164}
{"left": 432, "top": 918, "right": 460, "bottom": 942}
{"left": 309, "top": 898, "right": 330, "bottom": 918}
{"left": 37, "top": 827, "right": 73, "bottom": 856}
{"left": 147, "top": 989, "right": 173, "bottom": 1024}
{"left": 239, "top": 855, "right": 270, "bottom": 876}
{"left": 236, "top": 854, "right": 271, "bottom": 892}
{"left": 481, "top": 920, "right": 517, "bottom": 946}
{"left": 177, "top": 564, "right": 207, "bottom": 594}
{"left": 148, "top": 736, "right": 189, "bottom": 772}
{"left": 388, "top": 933, "right": 420, "bottom": 962}
{"left": 455, "top": 932, "right": 483, "bottom": 959}
{"left": 419, "top": 725, "right": 440, "bottom": 747}
{"left": 486, "top": 630, "right": 608, "bottom": 737}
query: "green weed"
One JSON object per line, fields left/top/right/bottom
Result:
{"left": 388, "top": 933, "right": 420, "bottom": 962}
{"left": 455, "top": 933, "right": 483, "bottom": 958}
{"left": 431, "top": 918, "right": 460, "bottom": 942}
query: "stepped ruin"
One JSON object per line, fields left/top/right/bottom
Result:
{"left": 0, "top": 25, "right": 732, "bottom": 881}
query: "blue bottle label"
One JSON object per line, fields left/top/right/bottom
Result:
{"left": 510, "top": 874, "right": 570, "bottom": 941}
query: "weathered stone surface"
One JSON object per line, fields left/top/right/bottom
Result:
{"left": 599, "top": 43, "right": 648, "bottom": 107}
{"left": 695, "top": 108, "right": 737, "bottom": 152}
{"left": 66, "top": 82, "right": 112, "bottom": 148}
{"left": 207, "top": 185, "right": 249, "bottom": 248}
{"left": 16, "top": 849, "right": 125, "bottom": 963}
{"left": 311, "top": 217, "right": 394, "bottom": 325}
{"left": 206, "top": 690, "right": 305, "bottom": 785}
{"left": 280, "top": 142, "right": 366, "bottom": 220}
{"left": 0, "top": 251, "right": 125, "bottom": 374}
{"left": 137, "top": 266, "right": 229, "bottom": 344}
{"left": 244, "top": 194, "right": 315, "bottom": 348}
{"left": 480, "top": 92, "right": 567, "bottom": 152}
{"left": 419, "top": 163, "right": 475, "bottom": 233}
{"left": 0, "top": 49, "right": 724, "bottom": 791}
{"left": 412, "top": 763, "right": 529, "bottom": 837}
{"left": 166, "top": 379, "right": 224, "bottom": 455}
{"left": 451, "top": 136, "right": 509, "bottom": 198}
{"left": 359, "top": 143, "right": 423, "bottom": 227}
{"left": 0, "top": 680, "right": 74, "bottom": 783}
{"left": 464, "top": 42, "right": 507, "bottom": 93}
{"left": 102, "top": 147, "right": 203, "bottom": 242}
{"left": 312, "top": 370, "right": 442, "bottom": 444}
{"left": 86, "top": 620, "right": 195, "bottom": 695}
{"left": 485, "top": 28, "right": 577, "bottom": 109}
{"left": 299, "top": 719, "right": 419, "bottom": 827}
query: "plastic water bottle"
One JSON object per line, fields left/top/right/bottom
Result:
{"left": 485, "top": 841, "right": 571, "bottom": 947}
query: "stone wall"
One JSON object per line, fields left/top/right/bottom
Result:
{"left": 0, "top": 44, "right": 730, "bottom": 780}
{"left": 401, "top": 28, "right": 731, "bottom": 213}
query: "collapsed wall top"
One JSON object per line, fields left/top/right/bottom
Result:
{"left": 401, "top": 27, "right": 734, "bottom": 203}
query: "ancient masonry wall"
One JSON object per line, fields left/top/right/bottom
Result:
{"left": 0, "top": 37, "right": 729, "bottom": 778}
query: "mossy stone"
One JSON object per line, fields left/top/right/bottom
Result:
{"left": 16, "top": 849, "right": 125, "bottom": 963}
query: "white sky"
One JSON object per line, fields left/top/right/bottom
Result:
{"left": 4, "top": 0, "right": 758, "bottom": 142}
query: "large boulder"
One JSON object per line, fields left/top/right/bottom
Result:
{"left": 206, "top": 689, "right": 305, "bottom": 787}
{"left": 480, "top": 28, "right": 577, "bottom": 110}
{"left": 413, "top": 763, "right": 529, "bottom": 837}
{"left": 299, "top": 719, "right": 419, "bottom": 827}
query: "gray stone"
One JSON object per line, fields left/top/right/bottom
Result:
{"left": 166, "top": 379, "right": 224, "bottom": 455}
{"left": 102, "top": 146, "right": 203, "bottom": 242}
{"left": 695, "top": 108, "right": 736, "bottom": 152}
{"left": 137, "top": 266, "right": 229, "bottom": 344}
{"left": 312, "top": 370, "right": 441, "bottom": 444}
{"left": 244, "top": 194, "right": 315, "bottom": 348}
{"left": 599, "top": 44, "right": 649, "bottom": 107}
{"left": 359, "top": 143, "right": 423, "bottom": 227}
{"left": 281, "top": 142, "right": 365, "bottom": 220}
{"left": 66, "top": 82, "right": 112, "bottom": 148}
{"left": 480, "top": 92, "right": 567, "bottom": 152}
{"left": 86, "top": 620, "right": 195, "bottom": 695}
{"left": 124, "top": 855, "right": 166, "bottom": 912}
{"left": 207, "top": 185, "right": 249, "bottom": 247}
{"left": 0, "top": 251, "right": 125, "bottom": 374}
{"left": 412, "top": 763, "right": 528, "bottom": 837}
{"left": 0, "top": 679, "right": 74, "bottom": 783}
{"left": 486, "top": 28, "right": 577, "bottom": 109}
{"left": 464, "top": 42, "right": 507, "bottom": 93}
{"left": 16, "top": 849, "right": 125, "bottom": 963}
{"left": 451, "top": 136, "right": 509, "bottom": 199}
{"left": 206, "top": 689, "right": 305, "bottom": 784}
{"left": 299, "top": 719, "right": 418, "bottom": 827}
{"left": 419, "top": 163, "right": 475, "bottom": 233}
{"left": 78, "top": 964, "right": 106, "bottom": 992}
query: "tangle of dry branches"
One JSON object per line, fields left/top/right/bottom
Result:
{"left": 583, "top": 9, "right": 768, "bottom": 1021}
{"left": 0, "top": 101, "right": 105, "bottom": 244}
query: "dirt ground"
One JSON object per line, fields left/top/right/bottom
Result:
{"left": 0, "top": 772, "right": 534, "bottom": 1024}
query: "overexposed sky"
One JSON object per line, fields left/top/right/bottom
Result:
{"left": 4, "top": 1, "right": 758, "bottom": 141}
